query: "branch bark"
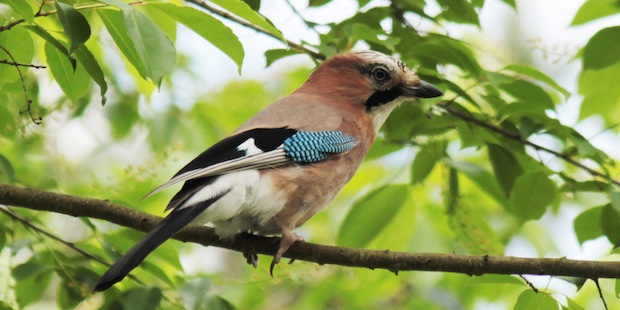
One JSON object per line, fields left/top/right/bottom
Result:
{"left": 1, "top": 183, "right": 619, "bottom": 280}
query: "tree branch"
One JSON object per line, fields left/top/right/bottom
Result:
{"left": 1, "top": 184, "right": 619, "bottom": 280}
{"left": 0, "top": 59, "right": 46, "bottom": 69}
{"left": 184, "top": 0, "right": 324, "bottom": 60}
{"left": 438, "top": 102, "right": 620, "bottom": 187}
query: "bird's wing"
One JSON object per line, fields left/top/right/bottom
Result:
{"left": 145, "top": 127, "right": 357, "bottom": 199}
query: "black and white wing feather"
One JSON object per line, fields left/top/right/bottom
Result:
{"left": 146, "top": 127, "right": 357, "bottom": 208}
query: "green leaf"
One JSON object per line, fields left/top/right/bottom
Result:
{"left": 611, "top": 191, "right": 620, "bottom": 212}
{"left": 0, "top": 228, "right": 5, "bottom": 250}
{"left": 242, "top": 0, "right": 261, "bottom": 11}
{"left": 206, "top": 295, "right": 236, "bottom": 310}
{"left": 500, "top": 0, "right": 516, "bottom": 9}
{"left": 0, "top": 105, "right": 16, "bottom": 138}
{"left": 0, "top": 27, "right": 34, "bottom": 86}
{"left": 574, "top": 206, "right": 604, "bottom": 244}
{"left": 0, "top": 26, "right": 34, "bottom": 87}
{"left": 265, "top": 48, "right": 301, "bottom": 67}
{"left": 14, "top": 267, "right": 53, "bottom": 308}
{"left": 411, "top": 145, "right": 442, "bottom": 184}
{"left": 12, "top": 262, "right": 48, "bottom": 280}
{"left": 365, "top": 138, "right": 403, "bottom": 160}
{"left": 514, "top": 289, "right": 558, "bottom": 310}
{"left": 501, "top": 80, "right": 555, "bottom": 111}
{"left": 436, "top": 0, "right": 479, "bottom": 25}
{"left": 449, "top": 196, "right": 505, "bottom": 255}
{"left": 412, "top": 35, "right": 483, "bottom": 78}
{"left": 97, "top": 9, "right": 147, "bottom": 78}
{"left": 578, "top": 61, "right": 620, "bottom": 124}
{"left": 56, "top": 279, "right": 82, "bottom": 309}
{"left": 487, "top": 144, "right": 523, "bottom": 198}
{"left": 55, "top": 1, "right": 91, "bottom": 53}
{"left": 123, "top": 287, "right": 163, "bottom": 310}
{"left": 508, "top": 171, "right": 557, "bottom": 221}
{"left": 564, "top": 128, "right": 608, "bottom": 165}
{"left": 25, "top": 25, "right": 76, "bottom": 70}
{"left": 7, "top": 0, "right": 34, "bottom": 22}
{"left": 350, "top": 23, "right": 400, "bottom": 51}
{"left": 149, "top": 3, "right": 244, "bottom": 72}
{"left": 105, "top": 95, "right": 139, "bottom": 138}
{"left": 45, "top": 41, "right": 91, "bottom": 102}
{"left": 123, "top": 7, "right": 177, "bottom": 85}
{"left": 571, "top": 0, "right": 620, "bottom": 26}
{"left": 501, "top": 64, "right": 570, "bottom": 98}
{"left": 74, "top": 45, "right": 107, "bottom": 105}
{"left": 560, "top": 180, "right": 608, "bottom": 193}
{"left": 94, "top": 0, "right": 132, "bottom": 10}
{"left": 180, "top": 278, "right": 212, "bottom": 310}
{"left": 445, "top": 160, "right": 505, "bottom": 204}
{"left": 602, "top": 204, "right": 620, "bottom": 246}
{"left": 12, "top": 259, "right": 53, "bottom": 308}
{"left": 139, "top": 3, "right": 177, "bottom": 42}
{"left": 583, "top": 26, "right": 620, "bottom": 70}
{"left": 566, "top": 296, "right": 586, "bottom": 310}
{"left": 338, "top": 184, "right": 411, "bottom": 248}
{"left": 209, "top": 0, "right": 283, "bottom": 40}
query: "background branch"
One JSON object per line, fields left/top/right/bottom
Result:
{"left": 438, "top": 102, "right": 620, "bottom": 187}
{"left": 1, "top": 183, "right": 618, "bottom": 280}
{"left": 185, "top": 0, "right": 324, "bottom": 60}
{"left": 0, "top": 45, "right": 41, "bottom": 124}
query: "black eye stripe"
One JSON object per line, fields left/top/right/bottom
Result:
{"left": 365, "top": 88, "right": 401, "bottom": 109}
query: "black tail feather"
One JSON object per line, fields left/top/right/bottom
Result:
{"left": 94, "top": 193, "right": 225, "bottom": 291}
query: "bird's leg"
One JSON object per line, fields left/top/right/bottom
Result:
{"left": 270, "top": 220, "right": 304, "bottom": 276}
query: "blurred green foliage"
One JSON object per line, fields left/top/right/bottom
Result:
{"left": 0, "top": 0, "right": 619, "bottom": 309}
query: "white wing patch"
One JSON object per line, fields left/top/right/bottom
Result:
{"left": 237, "top": 138, "right": 263, "bottom": 156}
{"left": 144, "top": 147, "right": 290, "bottom": 198}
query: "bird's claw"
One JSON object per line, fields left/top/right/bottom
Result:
{"left": 243, "top": 251, "right": 259, "bottom": 268}
{"left": 269, "top": 255, "right": 280, "bottom": 277}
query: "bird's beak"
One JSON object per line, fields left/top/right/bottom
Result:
{"left": 400, "top": 80, "right": 443, "bottom": 98}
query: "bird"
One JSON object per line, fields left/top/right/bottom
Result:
{"left": 94, "top": 50, "right": 442, "bottom": 291}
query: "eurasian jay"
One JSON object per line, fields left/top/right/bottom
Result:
{"left": 94, "top": 50, "right": 442, "bottom": 291}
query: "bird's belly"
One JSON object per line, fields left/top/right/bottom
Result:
{"left": 190, "top": 170, "right": 287, "bottom": 239}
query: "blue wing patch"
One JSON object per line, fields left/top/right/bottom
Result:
{"left": 283, "top": 131, "right": 356, "bottom": 163}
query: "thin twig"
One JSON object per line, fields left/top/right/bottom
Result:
{"left": 0, "top": 1, "right": 147, "bottom": 32}
{"left": 0, "top": 45, "right": 41, "bottom": 124}
{"left": 519, "top": 275, "right": 539, "bottom": 293}
{"left": 185, "top": 0, "right": 324, "bottom": 60}
{"left": 594, "top": 279, "right": 609, "bottom": 310}
{"left": 284, "top": 0, "right": 320, "bottom": 36}
{"left": 438, "top": 102, "right": 620, "bottom": 187}
{"left": 0, "top": 59, "right": 46, "bottom": 69}
{"left": 0, "top": 206, "right": 146, "bottom": 286}
{"left": 35, "top": 0, "right": 47, "bottom": 16}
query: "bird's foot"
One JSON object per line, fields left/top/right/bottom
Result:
{"left": 269, "top": 231, "right": 304, "bottom": 276}
{"left": 243, "top": 251, "right": 259, "bottom": 268}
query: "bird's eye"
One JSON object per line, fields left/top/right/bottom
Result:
{"left": 371, "top": 67, "right": 390, "bottom": 83}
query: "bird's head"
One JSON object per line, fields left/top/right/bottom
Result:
{"left": 297, "top": 50, "right": 443, "bottom": 129}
